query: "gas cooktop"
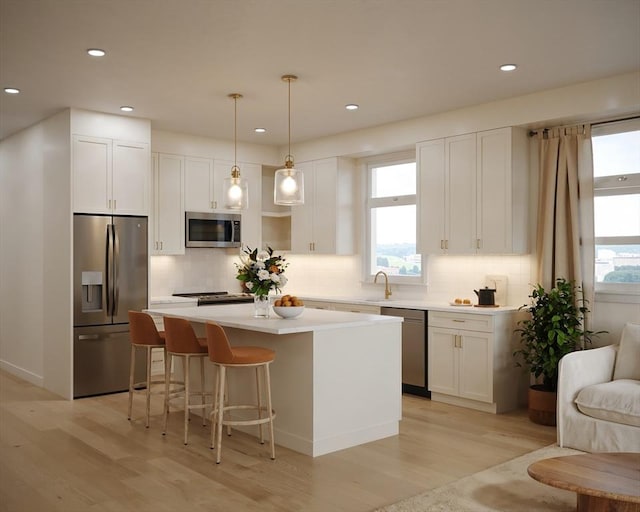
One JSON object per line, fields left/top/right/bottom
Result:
{"left": 172, "top": 291, "right": 253, "bottom": 306}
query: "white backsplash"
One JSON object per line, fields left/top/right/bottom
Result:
{"left": 150, "top": 250, "right": 535, "bottom": 307}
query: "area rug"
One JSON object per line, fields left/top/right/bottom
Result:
{"left": 376, "top": 444, "right": 584, "bottom": 512}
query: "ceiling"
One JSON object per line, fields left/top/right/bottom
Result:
{"left": 1, "top": 0, "right": 639, "bottom": 145}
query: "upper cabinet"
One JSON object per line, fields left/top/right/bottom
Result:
{"left": 73, "top": 135, "right": 150, "bottom": 215}
{"left": 184, "top": 156, "right": 215, "bottom": 212}
{"left": 152, "top": 153, "right": 185, "bottom": 255}
{"left": 290, "top": 157, "right": 356, "bottom": 255}
{"left": 418, "top": 127, "right": 528, "bottom": 255}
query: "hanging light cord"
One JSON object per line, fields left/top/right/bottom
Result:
{"left": 228, "top": 93, "right": 242, "bottom": 178}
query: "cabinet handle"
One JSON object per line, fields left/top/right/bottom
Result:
{"left": 213, "top": 201, "right": 217, "bottom": 209}
{"left": 444, "top": 240, "right": 449, "bottom": 250}
{"left": 108, "top": 199, "right": 111, "bottom": 210}
{"left": 113, "top": 199, "right": 117, "bottom": 210}
{"left": 154, "top": 241, "right": 158, "bottom": 250}
{"left": 440, "top": 240, "right": 444, "bottom": 250}
{"left": 477, "top": 238, "right": 481, "bottom": 249}
{"left": 160, "top": 241, "right": 163, "bottom": 250}
{"left": 453, "top": 319, "right": 465, "bottom": 323}
{"left": 459, "top": 335, "right": 463, "bottom": 349}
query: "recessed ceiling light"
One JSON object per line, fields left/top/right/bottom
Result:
{"left": 500, "top": 64, "right": 517, "bottom": 72}
{"left": 120, "top": 106, "right": 134, "bottom": 112}
{"left": 345, "top": 104, "right": 359, "bottom": 110}
{"left": 4, "top": 87, "right": 20, "bottom": 94}
{"left": 254, "top": 128, "right": 266, "bottom": 133}
{"left": 87, "top": 48, "right": 106, "bottom": 57}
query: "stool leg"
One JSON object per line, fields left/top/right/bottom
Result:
{"left": 145, "top": 346, "right": 152, "bottom": 428}
{"left": 210, "top": 364, "right": 220, "bottom": 450}
{"left": 256, "top": 367, "right": 264, "bottom": 444}
{"left": 162, "top": 352, "right": 171, "bottom": 435}
{"left": 264, "top": 363, "right": 276, "bottom": 460}
{"left": 128, "top": 344, "right": 135, "bottom": 421}
{"left": 200, "top": 357, "right": 206, "bottom": 427}
{"left": 225, "top": 373, "right": 231, "bottom": 437}
{"left": 184, "top": 355, "right": 190, "bottom": 445}
{"left": 215, "top": 365, "right": 226, "bottom": 464}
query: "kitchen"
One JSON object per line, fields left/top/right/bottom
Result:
{"left": 2, "top": 62, "right": 639, "bottom": 402}
{"left": 1, "top": 1, "right": 640, "bottom": 510}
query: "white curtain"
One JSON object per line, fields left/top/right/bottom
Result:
{"left": 535, "top": 125, "right": 594, "bottom": 309}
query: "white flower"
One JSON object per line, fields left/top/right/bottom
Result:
{"left": 257, "top": 250, "right": 270, "bottom": 261}
{"left": 245, "top": 281, "right": 254, "bottom": 290}
{"left": 257, "top": 269, "right": 270, "bottom": 281}
{"left": 270, "top": 273, "right": 280, "bottom": 284}
{"left": 279, "top": 275, "right": 288, "bottom": 287}
{"left": 255, "top": 261, "right": 266, "bottom": 270}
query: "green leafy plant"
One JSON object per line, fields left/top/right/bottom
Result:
{"left": 514, "top": 278, "right": 602, "bottom": 391}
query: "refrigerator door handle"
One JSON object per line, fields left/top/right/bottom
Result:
{"left": 113, "top": 223, "right": 120, "bottom": 316}
{"left": 78, "top": 334, "right": 100, "bottom": 341}
{"left": 106, "top": 224, "right": 114, "bottom": 317}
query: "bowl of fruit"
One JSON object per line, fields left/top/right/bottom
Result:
{"left": 272, "top": 295, "right": 305, "bottom": 318}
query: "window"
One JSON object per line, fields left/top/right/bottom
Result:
{"left": 365, "top": 153, "right": 422, "bottom": 283}
{"left": 591, "top": 118, "right": 640, "bottom": 293}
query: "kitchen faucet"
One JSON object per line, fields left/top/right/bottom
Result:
{"left": 374, "top": 271, "right": 392, "bottom": 299}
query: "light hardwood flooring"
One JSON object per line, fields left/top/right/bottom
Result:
{"left": 0, "top": 370, "right": 556, "bottom": 511}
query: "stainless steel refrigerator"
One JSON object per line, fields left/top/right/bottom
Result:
{"left": 73, "top": 214, "right": 148, "bottom": 398}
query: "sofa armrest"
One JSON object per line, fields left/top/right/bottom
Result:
{"left": 557, "top": 345, "right": 617, "bottom": 446}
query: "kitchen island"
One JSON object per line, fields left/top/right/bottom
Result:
{"left": 145, "top": 304, "right": 403, "bottom": 457}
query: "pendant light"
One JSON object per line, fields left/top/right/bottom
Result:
{"left": 274, "top": 74, "right": 304, "bottom": 205}
{"left": 224, "top": 93, "right": 248, "bottom": 209}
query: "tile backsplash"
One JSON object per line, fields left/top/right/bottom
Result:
{"left": 150, "top": 250, "right": 535, "bottom": 306}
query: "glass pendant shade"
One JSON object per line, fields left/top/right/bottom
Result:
{"left": 224, "top": 167, "right": 248, "bottom": 209}
{"left": 274, "top": 74, "right": 304, "bottom": 206}
{"left": 274, "top": 164, "right": 304, "bottom": 205}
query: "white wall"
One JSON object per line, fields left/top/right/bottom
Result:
{"left": 0, "top": 110, "right": 72, "bottom": 397}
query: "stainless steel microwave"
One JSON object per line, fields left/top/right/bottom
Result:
{"left": 185, "top": 212, "right": 241, "bottom": 248}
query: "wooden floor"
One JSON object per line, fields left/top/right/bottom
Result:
{"left": 0, "top": 370, "right": 556, "bottom": 512}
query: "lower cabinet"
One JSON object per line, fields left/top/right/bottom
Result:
{"left": 428, "top": 309, "right": 525, "bottom": 413}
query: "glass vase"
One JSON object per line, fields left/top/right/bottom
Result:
{"left": 253, "top": 294, "right": 270, "bottom": 318}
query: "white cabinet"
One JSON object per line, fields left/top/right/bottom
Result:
{"left": 290, "top": 157, "right": 356, "bottom": 254}
{"left": 73, "top": 135, "right": 149, "bottom": 215}
{"left": 152, "top": 153, "right": 184, "bottom": 255}
{"left": 184, "top": 156, "right": 215, "bottom": 211}
{"left": 428, "top": 310, "right": 525, "bottom": 413}
{"left": 418, "top": 127, "right": 528, "bottom": 255}
{"left": 476, "top": 128, "right": 529, "bottom": 253}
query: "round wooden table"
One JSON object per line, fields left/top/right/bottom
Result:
{"left": 528, "top": 452, "right": 640, "bottom": 512}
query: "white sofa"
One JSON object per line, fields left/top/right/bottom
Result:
{"left": 557, "top": 322, "right": 640, "bottom": 453}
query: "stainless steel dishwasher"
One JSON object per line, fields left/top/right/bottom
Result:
{"left": 381, "top": 307, "right": 429, "bottom": 397}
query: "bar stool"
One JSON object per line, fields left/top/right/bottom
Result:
{"left": 162, "top": 316, "right": 212, "bottom": 445}
{"left": 205, "top": 321, "right": 276, "bottom": 463}
{"left": 128, "top": 310, "right": 168, "bottom": 428}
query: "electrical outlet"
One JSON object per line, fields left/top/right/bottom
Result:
{"left": 485, "top": 274, "right": 508, "bottom": 306}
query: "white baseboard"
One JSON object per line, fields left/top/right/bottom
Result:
{"left": 0, "top": 359, "right": 44, "bottom": 387}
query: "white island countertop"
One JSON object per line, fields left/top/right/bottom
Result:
{"left": 145, "top": 303, "right": 402, "bottom": 335}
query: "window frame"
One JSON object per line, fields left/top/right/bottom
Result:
{"left": 363, "top": 151, "right": 424, "bottom": 285}
{"left": 591, "top": 118, "right": 640, "bottom": 299}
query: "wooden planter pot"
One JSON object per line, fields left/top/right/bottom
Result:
{"left": 528, "top": 384, "right": 557, "bottom": 426}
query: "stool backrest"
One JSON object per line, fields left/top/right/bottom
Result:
{"left": 205, "top": 322, "right": 234, "bottom": 364}
{"left": 129, "top": 310, "right": 164, "bottom": 345}
{"left": 163, "top": 316, "right": 203, "bottom": 354}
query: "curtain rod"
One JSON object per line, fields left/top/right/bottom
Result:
{"left": 528, "top": 114, "right": 640, "bottom": 137}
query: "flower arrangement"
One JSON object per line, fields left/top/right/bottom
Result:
{"left": 235, "top": 246, "right": 288, "bottom": 297}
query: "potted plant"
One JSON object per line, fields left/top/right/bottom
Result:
{"left": 514, "top": 277, "right": 602, "bottom": 426}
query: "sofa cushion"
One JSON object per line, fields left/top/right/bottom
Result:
{"left": 613, "top": 322, "right": 640, "bottom": 380}
{"left": 575, "top": 379, "right": 640, "bottom": 427}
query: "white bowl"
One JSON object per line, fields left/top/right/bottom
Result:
{"left": 272, "top": 306, "right": 304, "bottom": 319}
